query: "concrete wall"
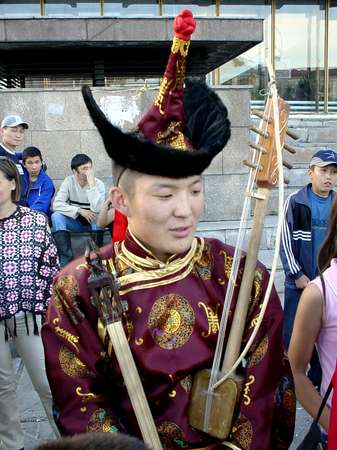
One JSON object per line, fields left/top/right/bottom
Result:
{"left": 2, "top": 86, "right": 335, "bottom": 298}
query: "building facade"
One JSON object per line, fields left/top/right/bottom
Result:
{"left": 1, "top": 1, "right": 337, "bottom": 115}
{"left": 0, "top": 1, "right": 336, "bottom": 296}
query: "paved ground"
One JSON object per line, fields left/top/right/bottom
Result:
{"left": 0, "top": 357, "right": 310, "bottom": 450}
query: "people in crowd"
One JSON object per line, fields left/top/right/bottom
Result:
{"left": 0, "top": 114, "right": 29, "bottom": 204}
{"left": 22, "top": 146, "right": 55, "bottom": 217}
{"left": 42, "top": 11, "right": 295, "bottom": 450}
{"left": 34, "top": 432, "right": 150, "bottom": 450}
{"left": 289, "top": 195, "right": 337, "bottom": 447}
{"left": 0, "top": 158, "right": 60, "bottom": 450}
{"left": 51, "top": 153, "right": 105, "bottom": 266}
{"left": 97, "top": 198, "right": 130, "bottom": 242}
{"left": 96, "top": 197, "right": 114, "bottom": 229}
{"left": 280, "top": 149, "right": 337, "bottom": 385}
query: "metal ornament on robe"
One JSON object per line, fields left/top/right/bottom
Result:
{"left": 188, "top": 61, "right": 298, "bottom": 440}
{"left": 86, "top": 240, "right": 162, "bottom": 450}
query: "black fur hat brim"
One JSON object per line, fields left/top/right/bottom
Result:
{"left": 81, "top": 81, "right": 230, "bottom": 178}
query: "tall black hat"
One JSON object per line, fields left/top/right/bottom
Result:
{"left": 82, "top": 10, "right": 231, "bottom": 178}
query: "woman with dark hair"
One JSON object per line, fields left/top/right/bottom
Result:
{"left": 289, "top": 195, "right": 337, "bottom": 445}
{"left": 0, "top": 158, "right": 60, "bottom": 450}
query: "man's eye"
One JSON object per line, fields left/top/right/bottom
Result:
{"left": 156, "top": 194, "right": 172, "bottom": 199}
{"left": 192, "top": 189, "right": 201, "bottom": 195}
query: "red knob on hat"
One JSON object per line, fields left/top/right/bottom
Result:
{"left": 174, "top": 9, "right": 196, "bottom": 41}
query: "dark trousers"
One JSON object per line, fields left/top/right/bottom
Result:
{"left": 283, "top": 286, "right": 322, "bottom": 388}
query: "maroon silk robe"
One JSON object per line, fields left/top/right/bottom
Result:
{"left": 42, "top": 233, "right": 295, "bottom": 450}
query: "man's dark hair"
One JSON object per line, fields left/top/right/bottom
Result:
{"left": 34, "top": 432, "right": 150, "bottom": 450}
{"left": 71, "top": 153, "right": 92, "bottom": 171}
{"left": 22, "top": 146, "right": 42, "bottom": 163}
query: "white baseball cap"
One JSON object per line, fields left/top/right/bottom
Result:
{"left": 1, "top": 115, "right": 29, "bottom": 129}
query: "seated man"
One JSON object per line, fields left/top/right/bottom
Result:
{"left": 22, "top": 146, "right": 55, "bottom": 217}
{"left": 42, "top": 11, "right": 295, "bottom": 450}
{"left": 0, "top": 114, "right": 29, "bottom": 203}
{"left": 51, "top": 153, "right": 105, "bottom": 266}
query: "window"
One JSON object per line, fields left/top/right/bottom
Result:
{"left": 44, "top": 0, "right": 100, "bottom": 17}
{"left": 275, "top": 1, "right": 325, "bottom": 112}
{"left": 219, "top": 1, "right": 271, "bottom": 108}
{"left": 329, "top": 1, "right": 337, "bottom": 112}
{"left": 104, "top": 1, "right": 158, "bottom": 16}
{"left": 0, "top": 0, "right": 40, "bottom": 17}
{"left": 162, "top": 1, "right": 216, "bottom": 17}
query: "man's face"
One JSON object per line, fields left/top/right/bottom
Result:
{"left": 114, "top": 174, "right": 204, "bottom": 261}
{"left": 73, "top": 162, "right": 92, "bottom": 184}
{"left": 0, "top": 126, "right": 25, "bottom": 149}
{"left": 309, "top": 164, "right": 337, "bottom": 197}
{"left": 24, "top": 156, "right": 42, "bottom": 178}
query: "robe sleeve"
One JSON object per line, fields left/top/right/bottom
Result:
{"left": 41, "top": 262, "right": 126, "bottom": 436}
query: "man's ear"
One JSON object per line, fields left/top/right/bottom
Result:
{"left": 109, "top": 186, "right": 130, "bottom": 217}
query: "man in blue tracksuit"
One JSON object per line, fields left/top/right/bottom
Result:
{"left": 22, "top": 146, "right": 55, "bottom": 217}
{"left": 280, "top": 149, "right": 337, "bottom": 383}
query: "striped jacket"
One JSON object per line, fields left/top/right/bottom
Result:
{"left": 280, "top": 184, "right": 336, "bottom": 286}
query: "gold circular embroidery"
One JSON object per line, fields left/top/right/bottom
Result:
{"left": 231, "top": 414, "right": 253, "bottom": 450}
{"left": 136, "top": 306, "right": 142, "bottom": 314}
{"left": 162, "top": 309, "right": 181, "bottom": 334}
{"left": 248, "top": 335, "right": 269, "bottom": 368}
{"left": 148, "top": 294, "right": 194, "bottom": 350}
{"left": 87, "top": 409, "right": 117, "bottom": 433}
{"left": 168, "top": 390, "right": 176, "bottom": 398}
{"left": 135, "top": 338, "right": 144, "bottom": 346}
{"left": 157, "top": 421, "right": 185, "bottom": 448}
{"left": 80, "top": 407, "right": 87, "bottom": 413}
{"left": 59, "top": 346, "right": 89, "bottom": 378}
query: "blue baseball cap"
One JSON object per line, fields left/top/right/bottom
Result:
{"left": 310, "top": 149, "right": 337, "bottom": 168}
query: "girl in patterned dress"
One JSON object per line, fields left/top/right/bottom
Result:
{"left": 0, "top": 158, "right": 60, "bottom": 450}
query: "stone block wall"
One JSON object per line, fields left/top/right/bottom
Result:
{"left": 2, "top": 87, "right": 336, "bottom": 298}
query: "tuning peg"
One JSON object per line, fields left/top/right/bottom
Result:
{"left": 286, "top": 129, "right": 299, "bottom": 140}
{"left": 250, "top": 126, "right": 269, "bottom": 139}
{"left": 243, "top": 159, "right": 262, "bottom": 171}
{"left": 283, "top": 160, "right": 293, "bottom": 170}
{"left": 284, "top": 144, "right": 296, "bottom": 154}
{"left": 249, "top": 142, "right": 266, "bottom": 154}
{"left": 251, "top": 110, "right": 272, "bottom": 124}
{"left": 284, "top": 176, "right": 290, "bottom": 185}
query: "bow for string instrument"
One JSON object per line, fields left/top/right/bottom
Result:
{"left": 188, "top": 62, "right": 298, "bottom": 440}
{"left": 86, "top": 240, "right": 162, "bottom": 450}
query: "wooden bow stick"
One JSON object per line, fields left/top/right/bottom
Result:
{"left": 86, "top": 241, "right": 162, "bottom": 450}
{"left": 188, "top": 62, "right": 298, "bottom": 440}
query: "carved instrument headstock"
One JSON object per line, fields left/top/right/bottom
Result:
{"left": 246, "top": 96, "right": 298, "bottom": 189}
{"left": 86, "top": 239, "right": 123, "bottom": 326}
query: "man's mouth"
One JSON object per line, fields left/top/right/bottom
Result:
{"left": 169, "top": 226, "right": 192, "bottom": 238}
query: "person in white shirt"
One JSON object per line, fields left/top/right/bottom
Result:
{"left": 51, "top": 153, "right": 105, "bottom": 266}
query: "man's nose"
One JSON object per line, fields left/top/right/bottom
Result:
{"left": 174, "top": 193, "right": 192, "bottom": 216}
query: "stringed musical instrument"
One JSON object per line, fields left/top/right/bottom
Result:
{"left": 188, "top": 68, "right": 298, "bottom": 440}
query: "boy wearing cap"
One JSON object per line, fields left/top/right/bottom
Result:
{"left": 42, "top": 11, "right": 295, "bottom": 450}
{"left": 280, "top": 149, "right": 337, "bottom": 353}
{"left": 0, "top": 114, "right": 29, "bottom": 203}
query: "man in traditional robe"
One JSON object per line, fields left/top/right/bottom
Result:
{"left": 42, "top": 10, "right": 295, "bottom": 450}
